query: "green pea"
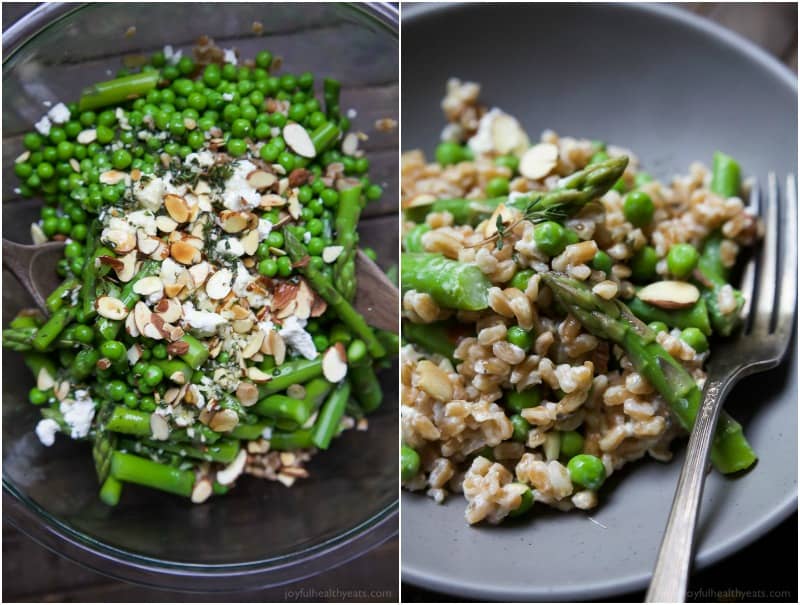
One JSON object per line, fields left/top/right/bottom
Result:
{"left": 366, "top": 184, "right": 383, "bottom": 201}
{"left": 276, "top": 256, "right": 293, "bottom": 277}
{"left": 559, "top": 431, "right": 584, "bottom": 458}
{"left": 24, "top": 132, "right": 43, "bottom": 151}
{"left": 231, "top": 118, "right": 251, "bottom": 138}
{"left": 591, "top": 250, "right": 613, "bottom": 274}
{"left": 227, "top": 138, "right": 247, "bottom": 157}
{"left": 152, "top": 343, "right": 168, "bottom": 360}
{"left": 635, "top": 172, "right": 654, "bottom": 188}
{"left": 680, "top": 327, "right": 708, "bottom": 353}
{"left": 14, "top": 162, "right": 33, "bottom": 179}
{"left": 648, "top": 321, "right": 669, "bottom": 334}
{"left": 140, "top": 396, "right": 156, "bottom": 412}
{"left": 255, "top": 50, "right": 273, "bottom": 69}
{"left": 111, "top": 149, "right": 132, "bottom": 170}
{"left": 623, "top": 191, "right": 655, "bottom": 228}
{"left": 486, "top": 176, "right": 510, "bottom": 197}
{"left": 142, "top": 364, "right": 164, "bottom": 387}
{"left": 511, "top": 414, "right": 530, "bottom": 443}
{"left": 123, "top": 392, "right": 139, "bottom": 409}
{"left": 217, "top": 351, "right": 230, "bottom": 364}
{"left": 307, "top": 237, "right": 324, "bottom": 256}
{"left": 320, "top": 188, "right": 339, "bottom": 208}
{"left": 666, "top": 243, "right": 699, "bottom": 279}
{"left": 509, "top": 484, "right": 534, "bottom": 517}
{"left": 534, "top": 221, "right": 568, "bottom": 256}
{"left": 435, "top": 142, "right": 467, "bottom": 166}
{"left": 70, "top": 224, "right": 88, "bottom": 241}
{"left": 567, "top": 454, "right": 606, "bottom": 490}
{"left": 260, "top": 144, "right": 279, "bottom": 163}
{"left": 266, "top": 231, "right": 284, "bottom": 249}
{"left": 630, "top": 245, "right": 658, "bottom": 283}
{"left": 505, "top": 386, "right": 542, "bottom": 413}
{"left": 313, "top": 334, "right": 329, "bottom": 351}
{"left": 107, "top": 380, "right": 128, "bottom": 402}
{"left": 508, "top": 270, "right": 533, "bottom": 292}
{"left": 494, "top": 155, "right": 519, "bottom": 172}
{"left": 29, "top": 387, "right": 49, "bottom": 406}
{"left": 506, "top": 326, "right": 533, "bottom": 352}
{"left": 277, "top": 151, "right": 295, "bottom": 171}
{"left": 74, "top": 325, "right": 94, "bottom": 344}
{"left": 258, "top": 258, "right": 278, "bottom": 277}
{"left": 401, "top": 445, "right": 421, "bottom": 481}
{"left": 49, "top": 127, "right": 67, "bottom": 145}
{"left": 56, "top": 216, "right": 72, "bottom": 234}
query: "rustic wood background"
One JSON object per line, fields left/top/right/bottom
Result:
{"left": 2, "top": 3, "right": 398, "bottom": 603}
{"left": 402, "top": 2, "right": 798, "bottom": 604}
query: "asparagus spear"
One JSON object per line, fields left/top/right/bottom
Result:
{"left": 401, "top": 253, "right": 491, "bottom": 311}
{"left": 402, "top": 319, "right": 458, "bottom": 360}
{"left": 312, "top": 381, "right": 351, "bottom": 449}
{"left": 627, "top": 296, "right": 712, "bottom": 335}
{"left": 285, "top": 231, "right": 386, "bottom": 358}
{"left": 347, "top": 339, "right": 382, "bottom": 412}
{"left": 541, "top": 272, "right": 756, "bottom": 474}
{"left": 694, "top": 231, "right": 745, "bottom": 337}
{"left": 333, "top": 185, "right": 363, "bottom": 301}
{"left": 78, "top": 71, "right": 160, "bottom": 111}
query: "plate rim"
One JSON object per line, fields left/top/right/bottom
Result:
{"left": 400, "top": 2, "right": 797, "bottom": 600}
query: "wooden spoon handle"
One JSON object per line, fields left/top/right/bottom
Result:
{"left": 355, "top": 250, "right": 399, "bottom": 333}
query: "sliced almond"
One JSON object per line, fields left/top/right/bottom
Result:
{"left": 216, "top": 448, "right": 247, "bottom": 485}
{"left": 282, "top": 123, "right": 316, "bottom": 158}
{"left": 163, "top": 387, "right": 181, "bottom": 404}
{"left": 287, "top": 195, "right": 302, "bottom": 220}
{"left": 69, "top": 158, "right": 81, "bottom": 173}
{"left": 133, "top": 301, "right": 152, "bottom": 334}
{"left": 519, "top": 143, "right": 559, "bottom": 180}
{"left": 16, "top": 150, "right": 31, "bottom": 163}
{"left": 232, "top": 318, "right": 254, "bottom": 334}
{"left": 103, "top": 229, "right": 136, "bottom": 253}
{"left": 150, "top": 240, "right": 170, "bottom": 261}
{"left": 156, "top": 215, "right": 178, "bottom": 233}
{"left": 194, "top": 180, "right": 211, "bottom": 195}
{"left": 402, "top": 193, "right": 437, "bottom": 210}
{"left": 184, "top": 236, "right": 205, "bottom": 251}
{"left": 491, "top": 113, "right": 529, "bottom": 155}
{"left": 341, "top": 132, "right": 359, "bottom": 156}
{"left": 164, "top": 194, "right": 190, "bottom": 223}
{"left": 260, "top": 193, "right": 286, "bottom": 208}
{"left": 31, "top": 222, "right": 48, "bottom": 245}
{"left": 322, "top": 344, "right": 348, "bottom": 383}
{"left": 164, "top": 283, "right": 185, "bottom": 298}
{"left": 236, "top": 382, "right": 260, "bottom": 407}
{"left": 137, "top": 230, "right": 161, "bottom": 255}
{"left": 133, "top": 275, "right": 164, "bottom": 299}
{"left": 276, "top": 473, "right": 296, "bottom": 487}
{"left": 99, "top": 170, "right": 129, "bottom": 185}
{"left": 37, "top": 366, "right": 55, "bottom": 391}
{"left": 96, "top": 296, "right": 128, "bottom": 320}
{"left": 191, "top": 477, "right": 213, "bottom": 503}
{"left": 270, "top": 330, "right": 287, "bottom": 366}
{"left": 76, "top": 129, "right": 97, "bottom": 144}
{"left": 247, "top": 366, "right": 272, "bottom": 383}
{"left": 142, "top": 322, "right": 164, "bottom": 340}
{"left": 483, "top": 203, "right": 517, "bottom": 239}
{"left": 125, "top": 312, "right": 140, "bottom": 337}
{"left": 186, "top": 263, "right": 209, "bottom": 290}
{"left": 638, "top": 280, "right": 700, "bottom": 309}
{"left": 209, "top": 409, "right": 239, "bottom": 432}
{"left": 322, "top": 245, "right": 344, "bottom": 263}
{"left": 416, "top": 360, "right": 453, "bottom": 401}
{"left": 114, "top": 251, "right": 138, "bottom": 283}
{"left": 155, "top": 298, "right": 182, "bottom": 324}
{"left": 219, "top": 210, "right": 250, "bottom": 234}
{"left": 54, "top": 381, "right": 70, "bottom": 401}
{"left": 150, "top": 413, "right": 170, "bottom": 441}
{"left": 206, "top": 269, "right": 233, "bottom": 300}
{"left": 240, "top": 229, "right": 259, "bottom": 256}
{"left": 246, "top": 169, "right": 277, "bottom": 190}
{"left": 242, "top": 330, "right": 265, "bottom": 359}
{"left": 127, "top": 344, "right": 143, "bottom": 365}
{"left": 171, "top": 240, "right": 201, "bottom": 265}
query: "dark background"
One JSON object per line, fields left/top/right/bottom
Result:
{"left": 2, "top": 2, "right": 397, "bottom": 602}
{"left": 401, "top": 2, "right": 798, "bottom": 603}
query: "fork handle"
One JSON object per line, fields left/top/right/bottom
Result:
{"left": 645, "top": 376, "right": 734, "bottom": 603}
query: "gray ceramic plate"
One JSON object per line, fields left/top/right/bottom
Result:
{"left": 401, "top": 3, "right": 797, "bottom": 601}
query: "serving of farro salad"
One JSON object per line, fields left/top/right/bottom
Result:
{"left": 4, "top": 41, "right": 393, "bottom": 506}
{"left": 400, "top": 79, "right": 761, "bottom": 525}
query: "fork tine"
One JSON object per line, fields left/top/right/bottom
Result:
{"left": 752, "top": 173, "right": 779, "bottom": 334}
{"left": 775, "top": 174, "right": 797, "bottom": 342}
{"left": 739, "top": 181, "right": 760, "bottom": 329}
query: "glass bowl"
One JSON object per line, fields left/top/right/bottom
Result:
{"left": 2, "top": 2, "right": 398, "bottom": 591}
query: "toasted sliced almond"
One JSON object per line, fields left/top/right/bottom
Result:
{"left": 322, "top": 344, "right": 348, "bottom": 383}
{"left": 236, "top": 382, "right": 260, "bottom": 407}
{"left": 99, "top": 170, "right": 129, "bottom": 185}
{"left": 164, "top": 194, "right": 190, "bottom": 223}
{"left": 103, "top": 229, "right": 136, "bottom": 253}
{"left": 638, "top": 280, "right": 700, "bottom": 309}
{"left": 125, "top": 312, "right": 140, "bottom": 337}
{"left": 247, "top": 366, "right": 272, "bottom": 383}
{"left": 402, "top": 193, "right": 437, "bottom": 210}
{"left": 188, "top": 262, "right": 211, "bottom": 289}
{"left": 156, "top": 298, "right": 182, "bottom": 324}
{"left": 114, "top": 251, "right": 138, "bottom": 283}
{"left": 37, "top": 367, "right": 55, "bottom": 391}
{"left": 269, "top": 330, "right": 286, "bottom": 365}
{"left": 171, "top": 240, "right": 201, "bottom": 265}
{"left": 219, "top": 210, "right": 250, "bottom": 233}
{"left": 156, "top": 215, "right": 178, "bottom": 233}
{"left": 341, "top": 132, "right": 359, "bottom": 156}
{"left": 216, "top": 448, "right": 248, "bottom": 486}
{"left": 96, "top": 296, "right": 128, "bottom": 320}
{"left": 133, "top": 275, "right": 164, "bottom": 298}
{"left": 54, "top": 381, "right": 70, "bottom": 401}
{"left": 260, "top": 193, "right": 286, "bottom": 208}
{"left": 247, "top": 169, "right": 277, "bottom": 190}
{"left": 127, "top": 344, "right": 143, "bottom": 365}
{"left": 191, "top": 477, "right": 213, "bottom": 503}
{"left": 322, "top": 245, "right": 344, "bottom": 263}
{"left": 133, "top": 301, "right": 152, "bottom": 334}
{"left": 184, "top": 236, "right": 205, "bottom": 251}
{"left": 287, "top": 195, "right": 302, "bottom": 220}
{"left": 519, "top": 143, "right": 559, "bottom": 180}
{"left": 150, "top": 413, "right": 170, "bottom": 441}
{"left": 242, "top": 330, "right": 265, "bottom": 359}
{"left": 416, "top": 360, "right": 453, "bottom": 401}
{"left": 31, "top": 222, "right": 48, "bottom": 245}
{"left": 150, "top": 240, "right": 170, "bottom": 261}
{"left": 209, "top": 409, "right": 239, "bottom": 432}
{"left": 240, "top": 229, "right": 259, "bottom": 256}
{"left": 491, "top": 113, "right": 529, "bottom": 155}
{"left": 142, "top": 322, "right": 164, "bottom": 340}
{"left": 232, "top": 318, "right": 254, "bottom": 334}
{"left": 77, "top": 129, "right": 97, "bottom": 144}
{"left": 164, "top": 283, "right": 185, "bottom": 298}
{"left": 283, "top": 123, "right": 315, "bottom": 158}
{"left": 163, "top": 387, "right": 181, "bottom": 404}
{"left": 206, "top": 269, "right": 233, "bottom": 300}
{"left": 137, "top": 230, "right": 161, "bottom": 255}
{"left": 483, "top": 203, "right": 517, "bottom": 238}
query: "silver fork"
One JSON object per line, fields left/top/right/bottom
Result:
{"left": 646, "top": 174, "right": 797, "bottom": 603}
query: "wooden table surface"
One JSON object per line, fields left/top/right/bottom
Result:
{"left": 2, "top": 2, "right": 398, "bottom": 603}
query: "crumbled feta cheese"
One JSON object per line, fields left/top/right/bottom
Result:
{"left": 216, "top": 237, "right": 245, "bottom": 258}
{"left": 42, "top": 100, "right": 52, "bottom": 107}
{"left": 232, "top": 262, "right": 268, "bottom": 308}
{"left": 303, "top": 231, "right": 312, "bottom": 244}
{"left": 182, "top": 301, "right": 228, "bottom": 337}
{"left": 223, "top": 48, "right": 237, "bottom": 65}
{"left": 163, "top": 44, "right": 182, "bottom": 65}
{"left": 35, "top": 418, "right": 60, "bottom": 446}
{"left": 279, "top": 316, "right": 318, "bottom": 360}
{"left": 47, "top": 102, "right": 71, "bottom": 124}
{"left": 34, "top": 115, "right": 51, "bottom": 136}
{"left": 222, "top": 160, "right": 261, "bottom": 211}
{"left": 222, "top": 92, "right": 234, "bottom": 102}
{"left": 60, "top": 389, "right": 96, "bottom": 439}
{"left": 259, "top": 319, "right": 275, "bottom": 335}
{"left": 261, "top": 426, "right": 273, "bottom": 439}
{"left": 115, "top": 107, "right": 131, "bottom": 130}
{"left": 257, "top": 218, "right": 273, "bottom": 241}
{"left": 134, "top": 176, "right": 164, "bottom": 211}
{"left": 127, "top": 209, "right": 157, "bottom": 235}
{"left": 346, "top": 108, "right": 358, "bottom": 119}
{"left": 173, "top": 405, "right": 196, "bottom": 427}
{"left": 185, "top": 150, "right": 215, "bottom": 168}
